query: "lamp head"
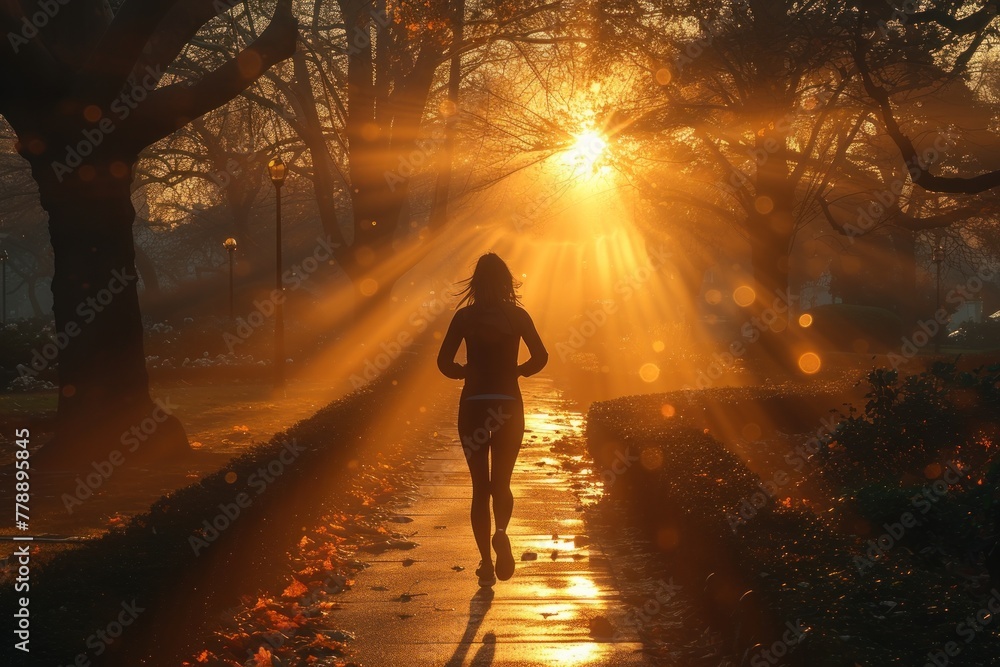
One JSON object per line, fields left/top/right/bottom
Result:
{"left": 268, "top": 156, "right": 287, "bottom": 186}
{"left": 224, "top": 237, "right": 238, "bottom": 252}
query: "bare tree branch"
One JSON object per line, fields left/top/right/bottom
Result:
{"left": 854, "top": 36, "right": 1000, "bottom": 194}
{"left": 127, "top": 1, "right": 298, "bottom": 148}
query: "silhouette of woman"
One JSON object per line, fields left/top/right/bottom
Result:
{"left": 438, "top": 253, "right": 548, "bottom": 587}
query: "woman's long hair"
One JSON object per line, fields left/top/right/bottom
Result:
{"left": 456, "top": 253, "right": 522, "bottom": 307}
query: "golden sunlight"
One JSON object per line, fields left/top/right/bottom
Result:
{"left": 563, "top": 127, "right": 609, "bottom": 176}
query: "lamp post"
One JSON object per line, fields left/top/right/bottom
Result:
{"left": 0, "top": 248, "right": 7, "bottom": 326}
{"left": 223, "top": 237, "right": 237, "bottom": 322}
{"left": 268, "top": 157, "right": 287, "bottom": 388}
{"left": 933, "top": 242, "right": 945, "bottom": 353}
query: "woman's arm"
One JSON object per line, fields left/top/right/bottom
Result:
{"left": 437, "top": 310, "right": 466, "bottom": 379}
{"left": 516, "top": 309, "right": 548, "bottom": 377}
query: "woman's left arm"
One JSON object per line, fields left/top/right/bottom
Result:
{"left": 437, "top": 310, "right": 466, "bottom": 379}
{"left": 517, "top": 309, "right": 548, "bottom": 377}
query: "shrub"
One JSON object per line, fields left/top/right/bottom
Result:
{"left": 587, "top": 384, "right": 999, "bottom": 666}
{"left": 853, "top": 478, "right": 997, "bottom": 573}
{"left": 0, "top": 318, "right": 61, "bottom": 386}
{"left": 818, "top": 362, "right": 1000, "bottom": 487}
{"left": 818, "top": 362, "right": 1000, "bottom": 584}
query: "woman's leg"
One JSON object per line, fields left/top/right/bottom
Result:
{"left": 488, "top": 399, "right": 524, "bottom": 581}
{"left": 458, "top": 401, "right": 493, "bottom": 565}
{"left": 489, "top": 400, "right": 525, "bottom": 532}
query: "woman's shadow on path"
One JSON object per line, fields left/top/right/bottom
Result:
{"left": 443, "top": 588, "right": 496, "bottom": 667}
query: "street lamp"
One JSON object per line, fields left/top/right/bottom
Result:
{"left": 933, "top": 242, "right": 945, "bottom": 353}
{"left": 0, "top": 248, "right": 8, "bottom": 326}
{"left": 223, "top": 237, "right": 238, "bottom": 322}
{"left": 268, "top": 156, "right": 287, "bottom": 388}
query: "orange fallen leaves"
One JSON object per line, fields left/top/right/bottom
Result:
{"left": 282, "top": 579, "right": 308, "bottom": 599}
{"left": 252, "top": 646, "right": 273, "bottom": 667}
{"left": 263, "top": 609, "right": 303, "bottom": 630}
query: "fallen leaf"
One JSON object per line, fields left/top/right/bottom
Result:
{"left": 282, "top": 580, "right": 308, "bottom": 599}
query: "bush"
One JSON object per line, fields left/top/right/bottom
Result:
{"left": 816, "top": 362, "right": 1000, "bottom": 587}
{"left": 0, "top": 318, "right": 61, "bottom": 386}
{"left": 853, "top": 478, "right": 997, "bottom": 573}
{"left": 587, "top": 384, "right": 1000, "bottom": 666}
{"left": 818, "top": 362, "right": 1000, "bottom": 487}
{"left": 806, "top": 303, "right": 902, "bottom": 353}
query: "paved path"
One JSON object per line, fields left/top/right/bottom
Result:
{"left": 332, "top": 376, "right": 651, "bottom": 666}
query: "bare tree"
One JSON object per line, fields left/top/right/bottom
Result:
{"left": 0, "top": 0, "right": 297, "bottom": 461}
{"left": 852, "top": 0, "right": 1000, "bottom": 194}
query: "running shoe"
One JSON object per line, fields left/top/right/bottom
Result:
{"left": 493, "top": 531, "right": 515, "bottom": 581}
{"left": 476, "top": 561, "right": 496, "bottom": 587}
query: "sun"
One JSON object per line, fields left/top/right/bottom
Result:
{"left": 563, "top": 127, "right": 609, "bottom": 176}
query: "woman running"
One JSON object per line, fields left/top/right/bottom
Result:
{"left": 437, "top": 253, "right": 548, "bottom": 587}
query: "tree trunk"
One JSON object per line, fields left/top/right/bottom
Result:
{"left": 430, "top": 0, "right": 464, "bottom": 229}
{"left": 134, "top": 244, "right": 161, "bottom": 299}
{"left": 746, "top": 207, "right": 796, "bottom": 375}
{"left": 888, "top": 226, "right": 918, "bottom": 326}
{"left": 34, "top": 172, "right": 188, "bottom": 466}
{"left": 26, "top": 275, "right": 43, "bottom": 317}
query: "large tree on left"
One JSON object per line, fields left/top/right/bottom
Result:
{"left": 0, "top": 0, "right": 297, "bottom": 462}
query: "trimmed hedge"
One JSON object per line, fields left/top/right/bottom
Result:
{"left": 0, "top": 365, "right": 403, "bottom": 665}
{"left": 588, "top": 386, "right": 997, "bottom": 666}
